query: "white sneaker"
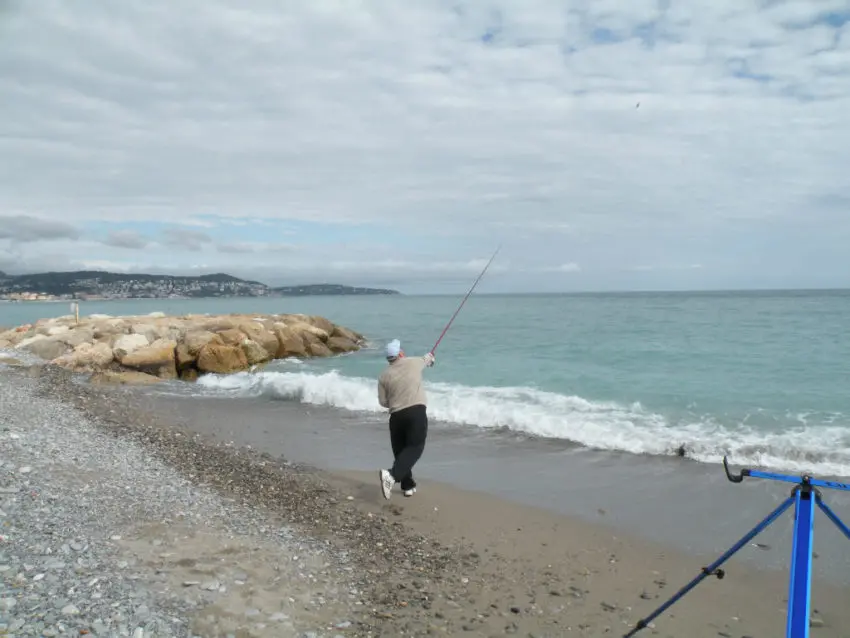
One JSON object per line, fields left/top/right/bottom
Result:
{"left": 403, "top": 488, "right": 416, "bottom": 497}
{"left": 379, "top": 469, "right": 394, "bottom": 500}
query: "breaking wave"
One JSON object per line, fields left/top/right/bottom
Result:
{"left": 193, "top": 369, "right": 850, "bottom": 477}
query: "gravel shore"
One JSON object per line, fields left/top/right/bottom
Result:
{"left": 0, "top": 366, "right": 374, "bottom": 637}
{"left": 0, "top": 363, "right": 473, "bottom": 637}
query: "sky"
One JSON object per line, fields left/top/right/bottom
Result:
{"left": 1, "top": 1, "right": 849, "bottom": 293}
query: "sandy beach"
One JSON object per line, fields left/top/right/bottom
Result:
{"left": 2, "top": 361, "right": 849, "bottom": 637}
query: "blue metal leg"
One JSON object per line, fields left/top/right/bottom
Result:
{"left": 817, "top": 499, "right": 850, "bottom": 540}
{"left": 623, "top": 494, "right": 795, "bottom": 638}
{"left": 786, "top": 488, "right": 815, "bottom": 638}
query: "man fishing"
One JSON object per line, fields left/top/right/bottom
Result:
{"left": 377, "top": 339, "right": 435, "bottom": 499}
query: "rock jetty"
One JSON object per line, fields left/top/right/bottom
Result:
{"left": 0, "top": 312, "right": 365, "bottom": 384}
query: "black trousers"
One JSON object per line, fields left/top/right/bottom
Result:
{"left": 389, "top": 404, "right": 428, "bottom": 491}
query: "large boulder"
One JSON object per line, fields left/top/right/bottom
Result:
{"left": 217, "top": 328, "right": 247, "bottom": 346}
{"left": 119, "top": 338, "right": 178, "bottom": 379}
{"left": 237, "top": 322, "right": 279, "bottom": 355}
{"left": 175, "top": 344, "right": 194, "bottom": 371}
{"left": 183, "top": 330, "right": 223, "bottom": 355}
{"left": 196, "top": 317, "right": 239, "bottom": 333}
{"left": 130, "top": 323, "right": 160, "bottom": 342}
{"left": 18, "top": 335, "right": 69, "bottom": 361}
{"left": 241, "top": 339, "right": 272, "bottom": 365}
{"left": 52, "top": 342, "right": 115, "bottom": 370}
{"left": 60, "top": 327, "right": 95, "bottom": 348}
{"left": 307, "top": 315, "right": 336, "bottom": 336}
{"left": 91, "top": 321, "right": 126, "bottom": 340}
{"left": 289, "top": 321, "right": 329, "bottom": 342}
{"left": 306, "top": 340, "right": 333, "bottom": 357}
{"left": 273, "top": 326, "right": 308, "bottom": 358}
{"left": 326, "top": 335, "right": 359, "bottom": 353}
{"left": 331, "top": 325, "right": 363, "bottom": 343}
{"left": 14, "top": 334, "right": 47, "bottom": 350}
{"left": 197, "top": 343, "right": 249, "bottom": 374}
{"left": 113, "top": 333, "right": 150, "bottom": 359}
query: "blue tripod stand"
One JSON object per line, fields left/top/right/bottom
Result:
{"left": 623, "top": 456, "right": 850, "bottom": 638}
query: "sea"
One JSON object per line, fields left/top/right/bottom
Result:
{"left": 3, "top": 289, "right": 850, "bottom": 478}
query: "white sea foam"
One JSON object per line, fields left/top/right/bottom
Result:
{"left": 195, "top": 369, "right": 850, "bottom": 477}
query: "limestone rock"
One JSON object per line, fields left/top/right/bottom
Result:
{"left": 15, "top": 334, "right": 47, "bottom": 350}
{"left": 183, "top": 330, "right": 222, "bottom": 355}
{"left": 130, "top": 323, "right": 160, "bottom": 342}
{"left": 52, "top": 342, "right": 114, "bottom": 370}
{"left": 60, "top": 327, "right": 95, "bottom": 348}
{"left": 119, "top": 338, "right": 178, "bottom": 378}
{"left": 307, "top": 340, "right": 333, "bottom": 357}
{"left": 2, "top": 311, "right": 363, "bottom": 379}
{"left": 91, "top": 321, "right": 127, "bottom": 340}
{"left": 89, "top": 370, "right": 162, "bottom": 385}
{"left": 332, "top": 325, "right": 363, "bottom": 343}
{"left": 217, "top": 328, "right": 247, "bottom": 346}
{"left": 19, "top": 336, "right": 69, "bottom": 361}
{"left": 326, "top": 335, "right": 359, "bottom": 353}
{"left": 113, "top": 333, "right": 150, "bottom": 359}
{"left": 77, "top": 342, "right": 115, "bottom": 368}
{"left": 289, "top": 321, "right": 329, "bottom": 342}
{"left": 307, "top": 315, "right": 335, "bottom": 336}
{"left": 175, "top": 343, "right": 194, "bottom": 370}
{"left": 238, "top": 322, "right": 279, "bottom": 355}
{"left": 273, "top": 327, "right": 308, "bottom": 358}
{"left": 197, "top": 343, "right": 249, "bottom": 374}
{"left": 241, "top": 339, "right": 272, "bottom": 365}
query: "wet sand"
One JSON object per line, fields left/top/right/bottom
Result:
{"left": 15, "top": 364, "right": 850, "bottom": 636}
{"left": 135, "top": 388, "right": 850, "bottom": 587}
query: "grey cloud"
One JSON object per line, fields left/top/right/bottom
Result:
{"left": 0, "top": 214, "right": 79, "bottom": 242}
{"left": 216, "top": 242, "right": 255, "bottom": 254}
{"left": 160, "top": 228, "right": 212, "bottom": 252}
{"left": 102, "top": 230, "right": 148, "bottom": 249}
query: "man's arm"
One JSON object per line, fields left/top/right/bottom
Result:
{"left": 377, "top": 378, "right": 389, "bottom": 408}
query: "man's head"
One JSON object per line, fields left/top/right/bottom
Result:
{"left": 386, "top": 338, "right": 404, "bottom": 361}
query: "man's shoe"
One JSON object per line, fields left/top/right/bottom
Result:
{"left": 379, "top": 469, "right": 394, "bottom": 500}
{"left": 403, "top": 487, "right": 416, "bottom": 497}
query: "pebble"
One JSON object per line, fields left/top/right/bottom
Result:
{"left": 0, "top": 369, "right": 357, "bottom": 638}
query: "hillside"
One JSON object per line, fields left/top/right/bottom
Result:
{"left": 0, "top": 270, "right": 400, "bottom": 300}
{"left": 270, "top": 283, "right": 398, "bottom": 296}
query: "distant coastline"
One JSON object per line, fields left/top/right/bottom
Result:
{"left": 0, "top": 270, "right": 400, "bottom": 301}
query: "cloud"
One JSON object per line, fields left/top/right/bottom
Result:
{"left": 160, "top": 228, "right": 213, "bottom": 252}
{"left": 552, "top": 263, "right": 581, "bottom": 273}
{"left": 0, "top": 214, "right": 79, "bottom": 242}
{"left": 0, "top": 1, "right": 848, "bottom": 292}
{"left": 102, "top": 230, "right": 149, "bottom": 250}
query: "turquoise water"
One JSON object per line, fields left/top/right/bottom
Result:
{"left": 3, "top": 290, "right": 850, "bottom": 475}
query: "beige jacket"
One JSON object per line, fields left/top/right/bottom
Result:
{"left": 378, "top": 355, "right": 432, "bottom": 413}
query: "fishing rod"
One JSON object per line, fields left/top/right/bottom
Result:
{"left": 430, "top": 244, "right": 501, "bottom": 356}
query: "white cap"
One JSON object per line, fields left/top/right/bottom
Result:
{"left": 386, "top": 339, "right": 401, "bottom": 359}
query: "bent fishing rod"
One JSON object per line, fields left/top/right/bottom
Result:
{"left": 430, "top": 244, "right": 501, "bottom": 356}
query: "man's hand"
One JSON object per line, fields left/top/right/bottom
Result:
{"left": 423, "top": 352, "right": 435, "bottom": 367}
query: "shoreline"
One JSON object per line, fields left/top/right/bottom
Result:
{"left": 2, "top": 363, "right": 849, "bottom": 636}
